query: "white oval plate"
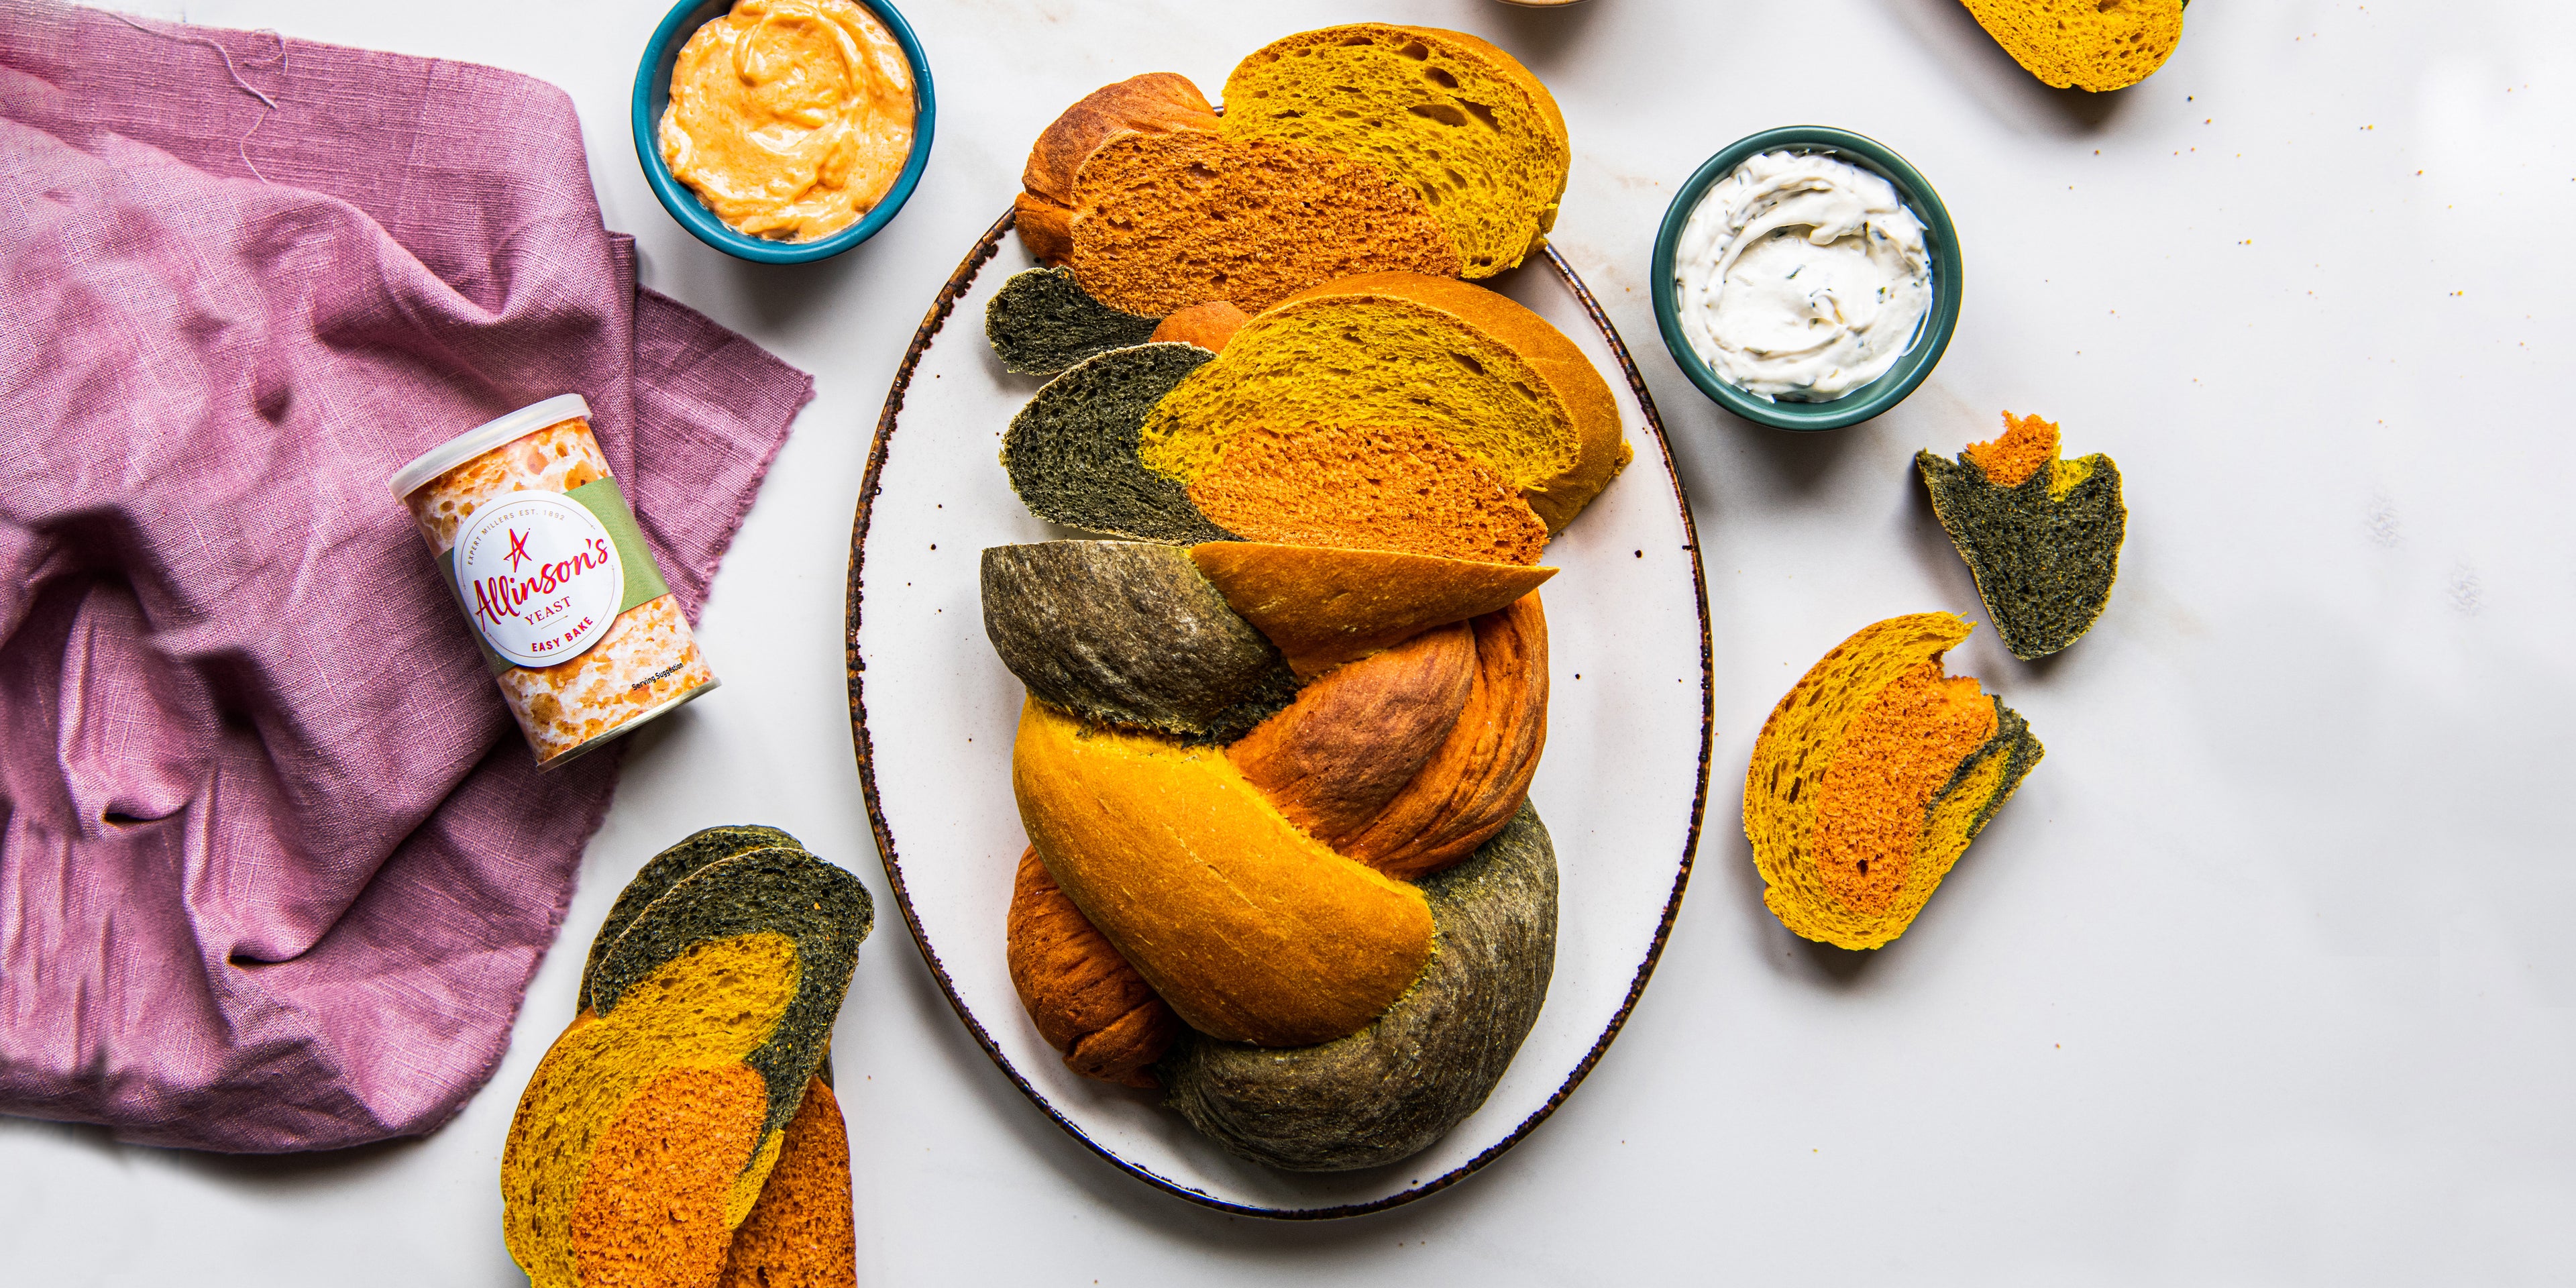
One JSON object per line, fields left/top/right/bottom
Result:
{"left": 846, "top": 215, "right": 1713, "bottom": 1218}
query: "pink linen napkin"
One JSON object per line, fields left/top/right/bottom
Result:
{"left": 0, "top": 0, "right": 813, "bottom": 1150}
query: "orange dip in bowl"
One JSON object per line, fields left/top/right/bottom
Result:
{"left": 658, "top": 0, "right": 917, "bottom": 243}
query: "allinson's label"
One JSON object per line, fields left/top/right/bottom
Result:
{"left": 453, "top": 492, "right": 625, "bottom": 668}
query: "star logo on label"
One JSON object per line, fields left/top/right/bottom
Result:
{"left": 506, "top": 527, "right": 532, "bottom": 573}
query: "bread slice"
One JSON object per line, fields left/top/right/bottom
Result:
{"left": 716, "top": 1077, "right": 854, "bottom": 1288}
{"left": 1960, "top": 0, "right": 2185, "bottom": 92}
{"left": 1222, "top": 24, "right": 1570, "bottom": 276}
{"left": 1016, "top": 72, "right": 1220, "bottom": 264}
{"left": 984, "top": 267, "right": 1161, "bottom": 376}
{"left": 1014, "top": 697, "right": 1436, "bottom": 1048}
{"left": 1006, "top": 847, "right": 1180, "bottom": 1087}
{"left": 1743, "top": 614, "right": 2043, "bottom": 950}
{"left": 502, "top": 839, "right": 872, "bottom": 1288}
{"left": 1186, "top": 423, "right": 1550, "bottom": 564}
{"left": 1065, "top": 128, "right": 1462, "bottom": 316}
{"left": 1140, "top": 272, "right": 1628, "bottom": 532}
{"left": 981, "top": 540, "right": 1298, "bottom": 743}
{"left": 1918, "top": 412, "right": 2125, "bottom": 659}
{"left": 1189, "top": 541, "right": 1552, "bottom": 679}
{"left": 1000, "top": 341, "right": 1233, "bottom": 544}
{"left": 1162, "top": 802, "right": 1556, "bottom": 1172}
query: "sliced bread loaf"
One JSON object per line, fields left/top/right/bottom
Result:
{"left": 716, "top": 1077, "right": 853, "bottom": 1288}
{"left": 1221, "top": 24, "right": 1569, "bottom": 276}
{"left": 1140, "top": 272, "right": 1628, "bottom": 532}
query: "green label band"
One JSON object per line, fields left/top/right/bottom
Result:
{"left": 441, "top": 478, "right": 674, "bottom": 676}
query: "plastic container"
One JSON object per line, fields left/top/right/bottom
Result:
{"left": 390, "top": 395, "right": 717, "bottom": 768}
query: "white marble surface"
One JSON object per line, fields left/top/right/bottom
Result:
{"left": 7, "top": 1, "right": 2573, "bottom": 1283}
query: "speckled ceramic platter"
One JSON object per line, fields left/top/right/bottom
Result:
{"left": 845, "top": 213, "right": 1713, "bottom": 1218}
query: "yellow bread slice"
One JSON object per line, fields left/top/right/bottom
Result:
{"left": 1222, "top": 24, "right": 1570, "bottom": 276}
{"left": 502, "top": 934, "right": 801, "bottom": 1288}
{"left": 1743, "top": 614, "right": 2043, "bottom": 950}
{"left": 1960, "top": 0, "right": 2184, "bottom": 92}
{"left": 1013, "top": 698, "right": 1435, "bottom": 1047}
{"left": 1187, "top": 541, "right": 1554, "bottom": 678}
{"left": 1139, "top": 272, "right": 1629, "bottom": 532}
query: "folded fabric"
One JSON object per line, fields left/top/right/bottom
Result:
{"left": 0, "top": 0, "right": 812, "bottom": 1152}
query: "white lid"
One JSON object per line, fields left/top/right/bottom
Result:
{"left": 387, "top": 394, "right": 593, "bottom": 500}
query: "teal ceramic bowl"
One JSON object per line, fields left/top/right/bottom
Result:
{"left": 1651, "top": 126, "right": 1961, "bottom": 432}
{"left": 633, "top": 0, "right": 936, "bottom": 264}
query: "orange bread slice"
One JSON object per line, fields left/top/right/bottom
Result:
{"left": 1014, "top": 698, "right": 1435, "bottom": 1048}
{"left": 1222, "top": 24, "right": 1570, "bottom": 276}
{"left": 1065, "top": 129, "right": 1460, "bottom": 316}
{"left": 1016, "top": 72, "right": 1220, "bottom": 264}
{"left": 717, "top": 1077, "right": 855, "bottom": 1288}
{"left": 1140, "top": 273, "right": 1628, "bottom": 532}
{"left": 1960, "top": 0, "right": 2184, "bottom": 92}
{"left": 1743, "top": 614, "right": 2044, "bottom": 949}
{"left": 1187, "top": 541, "right": 1552, "bottom": 678}
{"left": 1186, "top": 423, "right": 1550, "bottom": 564}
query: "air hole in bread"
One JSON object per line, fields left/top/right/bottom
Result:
{"left": 1459, "top": 100, "right": 1501, "bottom": 132}
{"left": 1397, "top": 41, "right": 1430, "bottom": 59}
{"left": 1451, "top": 351, "right": 1486, "bottom": 376}
{"left": 1409, "top": 103, "right": 1470, "bottom": 129}
{"left": 1424, "top": 66, "right": 1459, "bottom": 89}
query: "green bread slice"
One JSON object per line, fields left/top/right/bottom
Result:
{"left": 981, "top": 540, "right": 1297, "bottom": 744}
{"left": 588, "top": 845, "right": 875, "bottom": 1142}
{"left": 985, "top": 267, "right": 1163, "bottom": 376}
{"left": 1917, "top": 433, "right": 2127, "bottom": 660}
{"left": 577, "top": 824, "right": 802, "bottom": 1012}
{"left": 1159, "top": 801, "right": 1557, "bottom": 1172}
{"left": 1002, "top": 343, "right": 1236, "bottom": 545}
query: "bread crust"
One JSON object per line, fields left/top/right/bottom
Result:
{"left": 1018, "top": 73, "right": 1220, "bottom": 264}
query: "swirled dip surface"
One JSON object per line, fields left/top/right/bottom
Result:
{"left": 1674, "top": 151, "right": 1932, "bottom": 402}
{"left": 659, "top": 0, "right": 915, "bottom": 242}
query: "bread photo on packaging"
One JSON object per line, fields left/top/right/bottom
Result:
{"left": 501, "top": 828, "right": 873, "bottom": 1288}
{"left": 1917, "top": 411, "right": 2127, "bottom": 659}
{"left": 1744, "top": 614, "right": 2043, "bottom": 951}
{"left": 1960, "top": 0, "right": 2186, "bottom": 93}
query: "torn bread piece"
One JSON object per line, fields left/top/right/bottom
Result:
{"left": 1917, "top": 411, "right": 2126, "bottom": 659}
{"left": 1744, "top": 614, "right": 2042, "bottom": 950}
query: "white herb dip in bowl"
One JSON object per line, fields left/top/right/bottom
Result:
{"left": 1652, "top": 126, "right": 1962, "bottom": 432}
